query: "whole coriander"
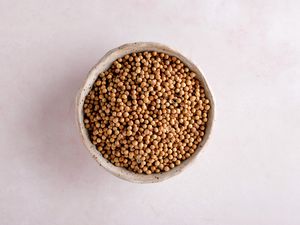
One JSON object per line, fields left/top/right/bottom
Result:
{"left": 83, "top": 51, "right": 210, "bottom": 174}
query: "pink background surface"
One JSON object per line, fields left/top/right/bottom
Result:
{"left": 1, "top": 1, "right": 300, "bottom": 225}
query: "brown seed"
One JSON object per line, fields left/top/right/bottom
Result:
{"left": 83, "top": 51, "right": 211, "bottom": 175}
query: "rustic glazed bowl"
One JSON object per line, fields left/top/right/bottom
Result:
{"left": 76, "top": 42, "right": 214, "bottom": 183}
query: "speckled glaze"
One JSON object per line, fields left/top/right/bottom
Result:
{"left": 76, "top": 42, "right": 215, "bottom": 183}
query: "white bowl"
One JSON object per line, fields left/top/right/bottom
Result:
{"left": 76, "top": 42, "right": 214, "bottom": 183}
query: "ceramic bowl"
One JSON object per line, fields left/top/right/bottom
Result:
{"left": 76, "top": 42, "right": 214, "bottom": 183}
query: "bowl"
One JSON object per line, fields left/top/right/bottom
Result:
{"left": 76, "top": 42, "right": 214, "bottom": 183}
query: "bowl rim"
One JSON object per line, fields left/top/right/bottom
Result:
{"left": 76, "top": 42, "right": 215, "bottom": 183}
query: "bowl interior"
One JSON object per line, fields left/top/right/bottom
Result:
{"left": 77, "top": 42, "right": 214, "bottom": 183}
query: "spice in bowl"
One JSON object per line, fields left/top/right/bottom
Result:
{"left": 83, "top": 51, "right": 210, "bottom": 175}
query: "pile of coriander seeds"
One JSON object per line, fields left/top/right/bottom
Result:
{"left": 83, "top": 51, "right": 210, "bottom": 175}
